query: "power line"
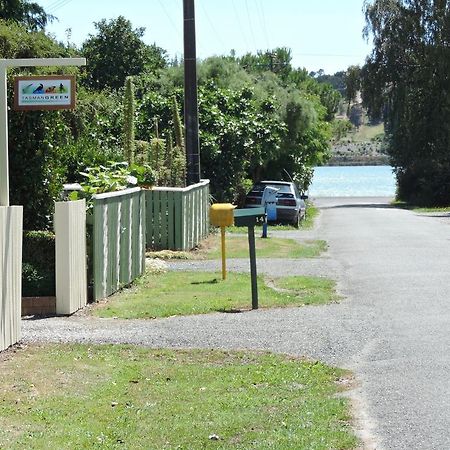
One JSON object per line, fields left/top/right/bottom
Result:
{"left": 156, "top": 0, "right": 182, "bottom": 39}
{"left": 244, "top": 0, "right": 258, "bottom": 52}
{"left": 231, "top": 0, "right": 249, "bottom": 50}
{"left": 45, "top": 0, "right": 68, "bottom": 10}
{"left": 46, "top": 0, "right": 73, "bottom": 14}
{"left": 198, "top": 0, "right": 226, "bottom": 48}
{"left": 293, "top": 52, "right": 365, "bottom": 58}
{"left": 254, "top": 0, "right": 270, "bottom": 49}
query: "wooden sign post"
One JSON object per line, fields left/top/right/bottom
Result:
{"left": 0, "top": 58, "right": 86, "bottom": 207}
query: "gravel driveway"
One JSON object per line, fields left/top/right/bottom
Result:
{"left": 22, "top": 196, "right": 450, "bottom": 450}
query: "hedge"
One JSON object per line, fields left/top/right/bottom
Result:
{"left": 22, "top": 231, "right": 55, "bottom": 297}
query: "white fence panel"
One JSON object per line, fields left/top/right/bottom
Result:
{"left": 55, "top": 200, "right": 87, "bottom": 315}
{"left": 0, "top": 206, "right": 22, "bottom": 351}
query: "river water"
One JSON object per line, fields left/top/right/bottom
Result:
{"left": 309, "top": 165, "right": 396, "bottom": 197}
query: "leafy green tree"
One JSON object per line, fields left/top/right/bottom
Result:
{"left": 239, "top": 47, "right": 293, "bottom": 82}
{"left": 362, "top": 0, "right": 450, "bottom": 205}
{"left": 81, "top": 16, "right": 167, "bottom": 90}
{"left": 315, "top": 70, "right": 346, "bottom": 96}
{"left": 0, "top": 19, "right": 65, "bottom": 58}
{"left": 135, "top": 51, "right": 337, "bottom": 200}
{"left": 198, "top": 84, "right": 286, "bottom": 202}
{"left": 349, "top": 104, "right": 363, "bottom": 129}
{"left": 0, "top": 0, "right": 54, "bottom": 31}
{"left": 344, "top": 65, "right": 361, "bottom": 111}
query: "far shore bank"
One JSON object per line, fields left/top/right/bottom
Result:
{"left": 325, "top": 155, "right": 390, "bottom": 166}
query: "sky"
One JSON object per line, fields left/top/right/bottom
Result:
{"left": 38, "top": 0, "right": 373, "bottom": 75}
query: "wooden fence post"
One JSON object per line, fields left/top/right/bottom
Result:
{"left": 0, "top": 206, "right": 23, "bottom": 350}
{"left": 55, "top": 200, "right": 87, "bottom": 315}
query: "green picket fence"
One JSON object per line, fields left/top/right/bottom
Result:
{"left": 145, "top": 179, "right": 210, "bottom": 251}
{"left": 92, "top": 188, "right": 146, "bottom": 301}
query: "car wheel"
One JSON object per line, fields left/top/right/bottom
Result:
{"left": 292, "top": 213, "right": 300, "bottom": 229}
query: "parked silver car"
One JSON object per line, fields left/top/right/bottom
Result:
{"left": 244, "top": 180, "right": 307, "bottom": 227}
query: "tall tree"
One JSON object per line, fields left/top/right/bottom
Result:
{"left": 81, "top": 16, "right": 167, "bottom": 91}
{"left": 344, "top": 65, "right": 361, "bottom": 111}
{"left": 362, "top": 0, "right": 450, "bottom": 205}
{"left": 239, "top": 47, "right": 293, "bottom": 82}
{"left": 0, "top": 0, "right": 54, "bottom": 31}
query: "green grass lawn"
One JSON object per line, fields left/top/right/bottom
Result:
{"left": 392, "top": 201, "right": 450, "bottom": 213}
{"left": 93, "top": 271, "right": 339, "bottom": 319}
{"left": 147, "top": 235, "right": 327, "bottom": 261}
{"left": 348, "top": 123, "right": 384, "bottom": 142}
{"left": 205, "top": 236, "right": 327, "bottom": 259}
{"left": 227, "top": 203, "right": 320, "bottom": 234}
{"left": 0, "top": 344, "right": 358, "bottom": 449}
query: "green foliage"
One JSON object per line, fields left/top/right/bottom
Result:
{"left": 137, "top": 95, "right": 186, "bottom": 188}
{"left": 332, "top": 119, "right": 353, "bottom": 141}
{"left": 77, "top": 162, "right": 134, "bottom": 196}
{"left": 198, "top": 55, "right": 252, "bottom": 89}
{"left": 134, "top": 140, "right": 150, "bottom": 164}
{"left": 0, "top": 0, "right": 54, "bottom": 31}
{"left": 81, "top": 16, "right": 167, "bottom": 91}
{"left": 129, "top": 163, "right": 156, "bottom": 187}
{"left": 123, "top": 76, "right": 135, "bottom": 163}
{"left": 362, "top": 0, "right": 450, "bottom": 205}
{"left": 148, "top": 134, "right": 166, "bottom": 183}
{"left": 344, "top": 65, "right": 361, "bottom": 110}
{"left": 349, "top": 104, "right": 363, "bottom": 129}
{"left": 315, "top": 70, "right": 346, "bottom": 96}
{"left": 9, "top": 108, "right": 69, "bottom": 229}
{"left": 71, "top": 161, "right": 156, "bottom": 210}
{"left": 22, "top": 230, "right": 55, "bottom": 297}
{"left": 58, "top": 88, "right": 125, "bottom": 183}
{"left": 2, "top": 20, "right": 340, "bottom": 225}
{"left": 199, "top": 84, "right": 286, "bottom": 202}
{"left": 9, "top": 82, "right": 123, "bottom": 229}
{"left": 2, "top": 22, "right": 69, "bottom": 229}
{"left": 238, "top": 47, "right": 293, "bottom": 82}
{"left": 134, "top": 50, "right": 336, "bottom": 199}
{"left": 1, "top": 20, "right": 128, "bottom": 229}
{"left": 170, "top": 96, "right": 186, "bottom": 187}
{"left": 0, "top": 19, "right": 64, "bottom": 58}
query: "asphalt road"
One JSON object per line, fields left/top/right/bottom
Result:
{"left": 312, "top": 197, "right": 450, "bottom": 449}
{"left": 22, "top": 197, "right": 450, "bottom": 449}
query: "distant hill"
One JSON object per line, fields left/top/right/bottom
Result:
{"left": 328, "top": 123, "right": 390, "bottom": 166}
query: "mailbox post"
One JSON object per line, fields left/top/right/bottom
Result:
{"left": 210, "top": 203, "right": 236, "bottom": 280}
{"left": 261, "top": 186, "right": 279, "bottom": 238}
{"left": 233, "top": 207, "right": 266, "bottom": 309}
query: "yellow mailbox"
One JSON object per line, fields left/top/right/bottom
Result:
{"left": 210, "top": 203, "right": 236, "bottom": 227}
{"left": 210, "top": 203, "right": 236, "bottom": 280}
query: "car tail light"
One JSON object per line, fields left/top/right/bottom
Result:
{"left": 278, "top": 199, "right": 296, "bottom": 206}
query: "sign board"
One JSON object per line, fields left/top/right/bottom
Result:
{"left": 14, "top": 75, "right": 76, "bottom": 110}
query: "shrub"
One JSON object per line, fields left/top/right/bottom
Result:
{"left": 22, "top": 231, "right": 55, "bottom": 297}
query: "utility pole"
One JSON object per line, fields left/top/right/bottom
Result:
{"left": 183, "top": 0, "right": 200, "bottom": 185}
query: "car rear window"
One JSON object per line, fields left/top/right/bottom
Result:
{"left": 254, "top": 184, "right": 292, "bottom": 194}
